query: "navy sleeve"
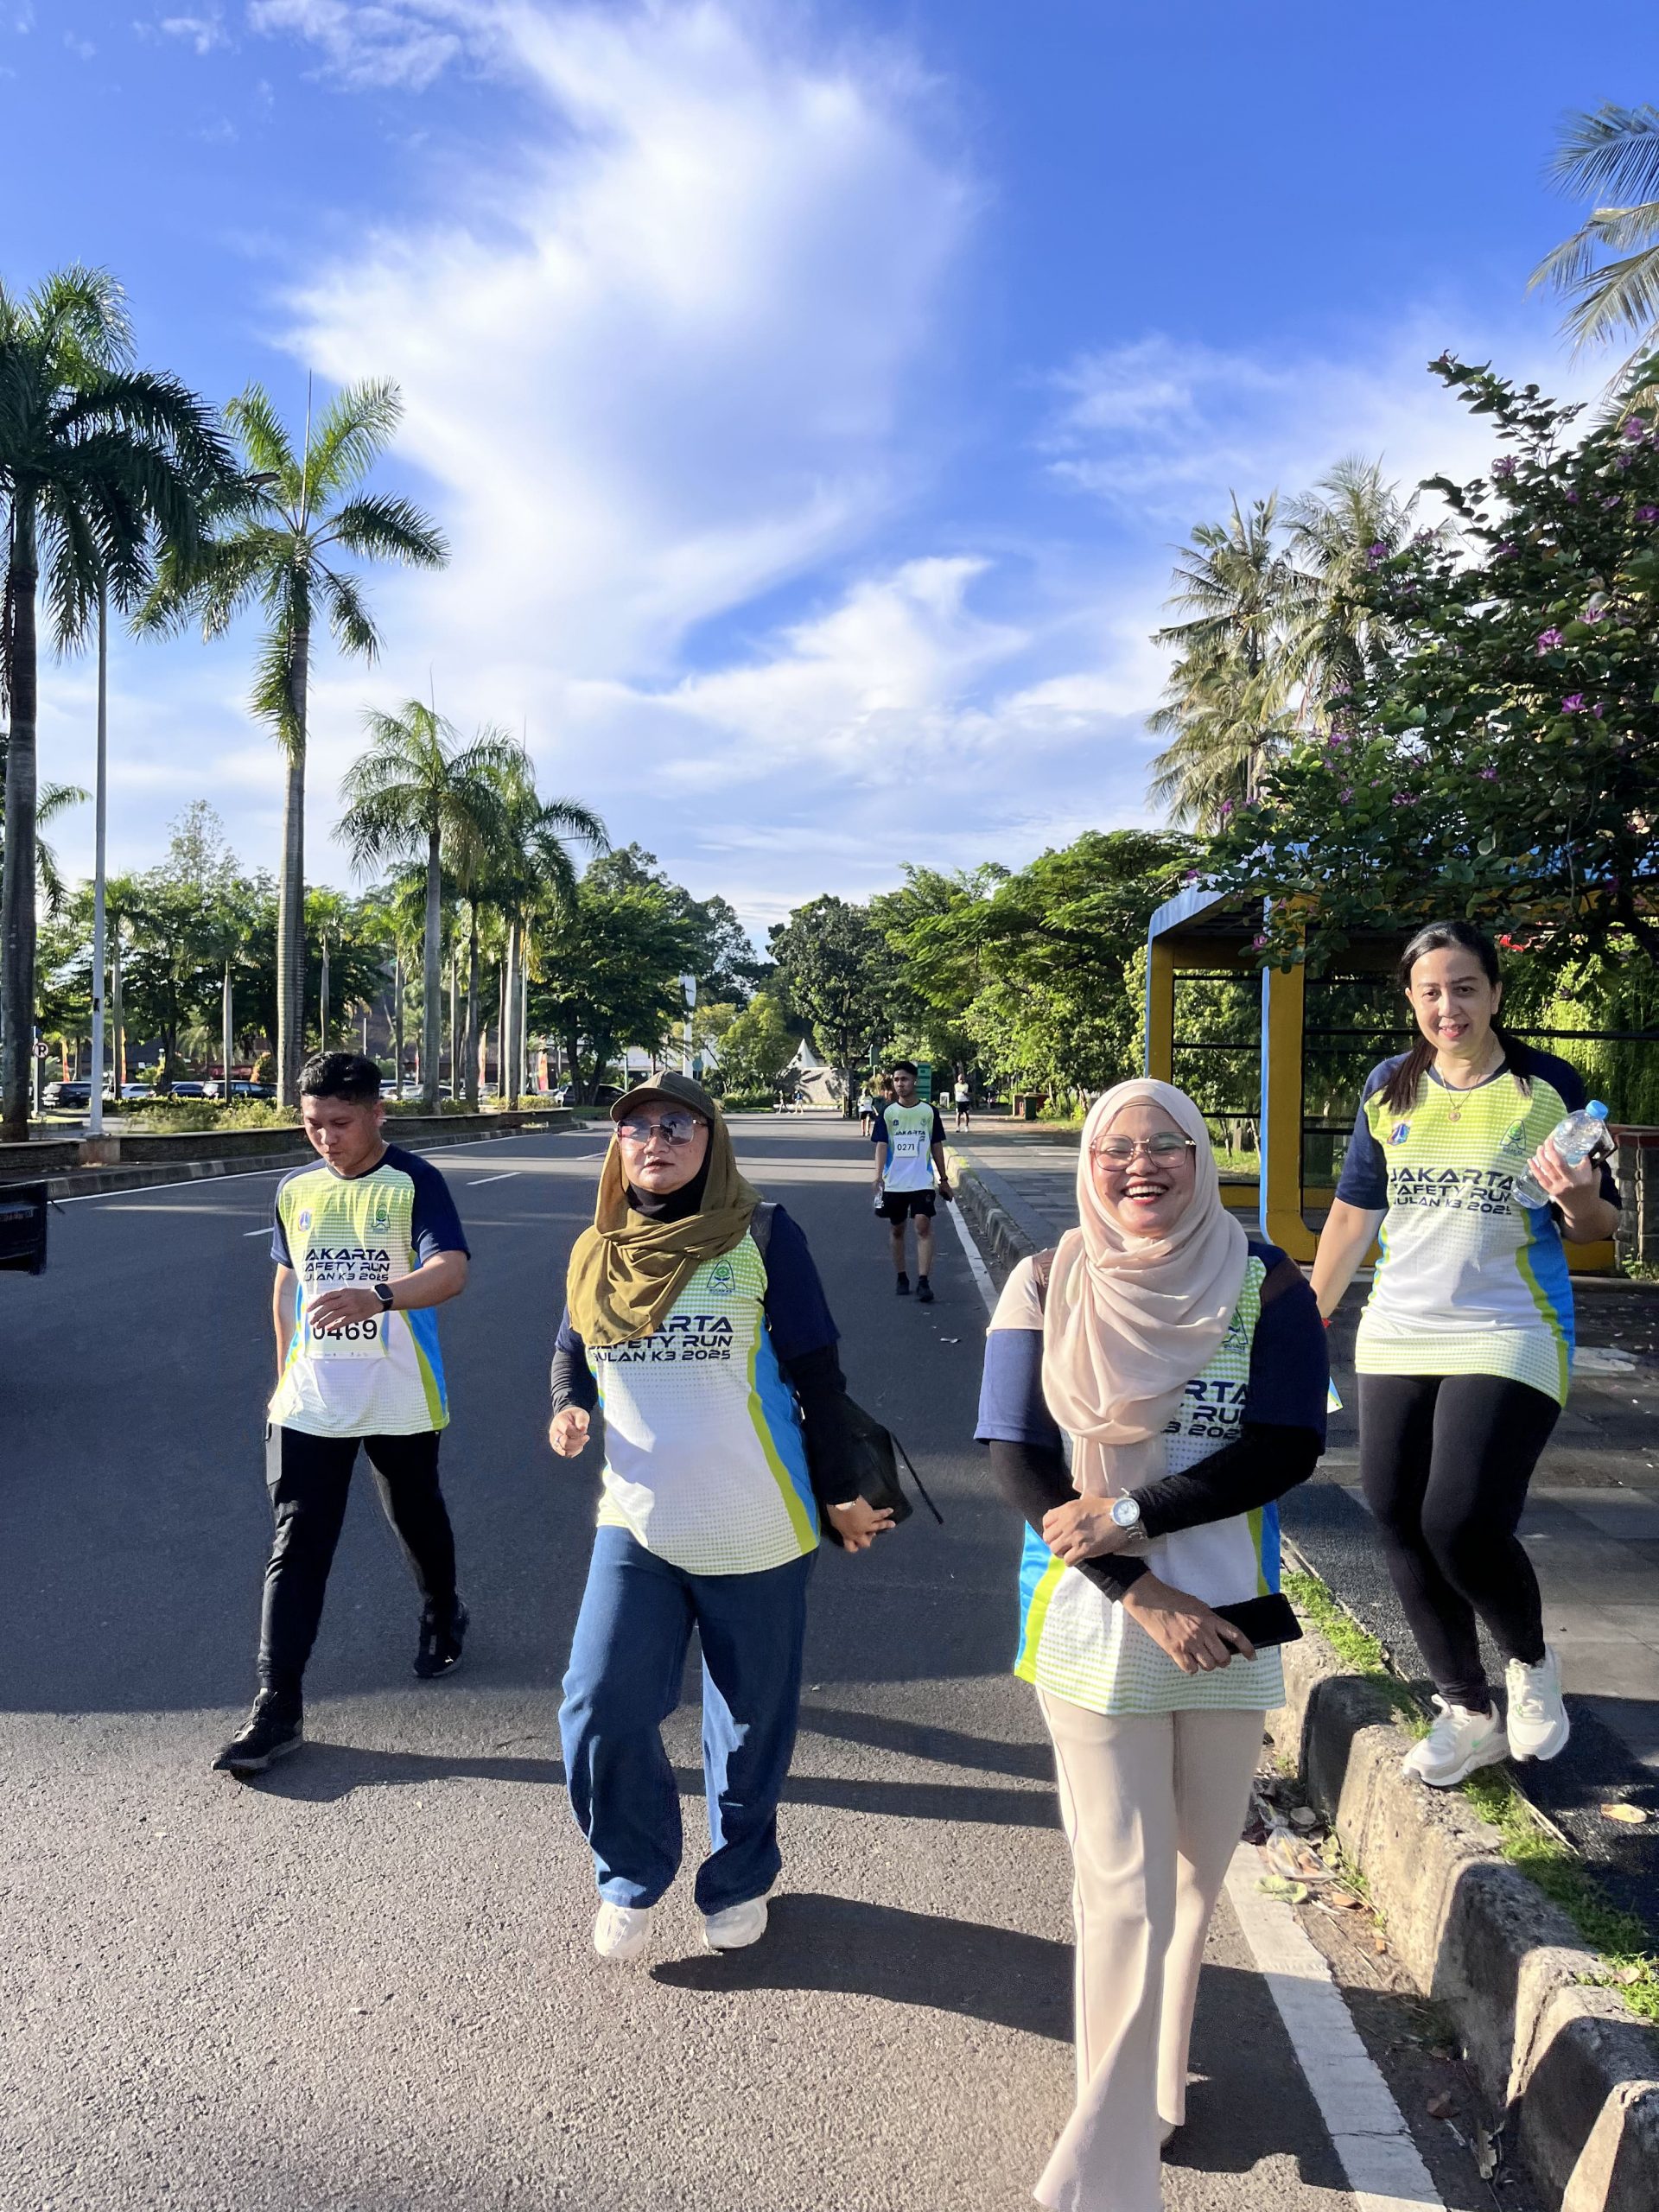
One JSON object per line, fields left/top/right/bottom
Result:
{"left": 1333, "top": 1060, "right": 1396, "bottom": 1211}
{"left": 976, "top": 1328, "right": 1064, "bottom": 1448}
{"left": 760, "top": 1205, "right": 839, "bottom": 1362}
{"left": 930, "top": 1107, "right": 947, "bottom": 1144}
{"left": 401, "top": 1149, "right": 470, "bottom": 1262}
{"left": 1243, "top": 1244, "right": 1329, "bottom": 1440}
{"left": 550, "top": 1306, "right": 599, "bottom": 1413}
{"left": 870, "top": 1107, "right": 889, "bottom": 1148}
{"left": 270, "top": 1169, "right": 297, "bottom": 1268}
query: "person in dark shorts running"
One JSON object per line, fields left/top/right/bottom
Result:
{"left": 871, "top": 1061, "right": 953, "bottom": 1302}
{"left": 212, "top": 1052, "right": 473, "bottom": 1777}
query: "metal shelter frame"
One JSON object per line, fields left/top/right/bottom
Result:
{"left": 1144, "top": 885, "right": 1618, "bottom": 1272}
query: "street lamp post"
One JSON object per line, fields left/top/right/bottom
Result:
{"left": 88, "top": 581, "right": 109, "bottom": 1138}
{"left": 679, "top": 973, "right": 696, "bottom": 1077}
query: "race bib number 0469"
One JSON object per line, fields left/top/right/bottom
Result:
{"left": 303, "top": 1311, "right": 387, "bottom": 1361}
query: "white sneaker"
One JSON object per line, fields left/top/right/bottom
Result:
{"left": 1506, "top": 1647, "right": 1571, "bottom": 1763}
{"left": 1402, "top": 1697, "right": 1510, "bottom": 1787}
{"left": 701, "top": 1897, "right": 769, "bottom": 1952}
{"left": 593, "top": 1903, "right": 652, "bottom": 1962}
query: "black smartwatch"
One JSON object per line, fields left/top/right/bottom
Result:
{"left": 373, "top": 1284, "right": 396, "bottom": 1313}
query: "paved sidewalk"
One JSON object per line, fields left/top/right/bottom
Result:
{"left": 956, "top": 1127, "right": 1659, "bottom": 1929}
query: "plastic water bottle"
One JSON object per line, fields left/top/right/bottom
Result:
{"left": 1511, "top": 1101, "right": 1611, "bottom": 1208}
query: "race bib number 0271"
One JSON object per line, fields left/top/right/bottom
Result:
{"left": 303, "top": 1310, "right": 387, "bottom": 1361}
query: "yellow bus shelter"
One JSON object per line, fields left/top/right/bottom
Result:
{"left": 1143, "top": 886, "right": 1617, "bottom": 1272}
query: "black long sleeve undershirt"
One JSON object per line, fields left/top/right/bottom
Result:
{"left": 988, "top": 1420, "right": 1323, "bottom": 1602}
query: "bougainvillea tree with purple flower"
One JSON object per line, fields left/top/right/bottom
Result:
{"left": 1205, "top": 352, "right": 1659, "bottom": 971}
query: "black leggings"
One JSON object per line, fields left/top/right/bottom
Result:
{"left": 259, "top": 1425, "right": 458, "bottom": 1700}
{"left": 1358, "top": 1373, "right": 1558, "bottom": 1712}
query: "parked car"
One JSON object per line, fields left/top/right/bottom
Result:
{"left": 551, "top": 1082, "right": 622, "bottom": 1108}
{"left": 109, "top": 1084, "right": 152, "bottom": 1102}
{"left": 41, "top": 1081, "right": 91, "bottom": 1109}
{"left": 168, "top": 1081, "right": 207, "bottom": 1099}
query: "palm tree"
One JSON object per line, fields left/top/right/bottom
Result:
{"left": 141, "top": 379, "right": 447, "bottom": 1107}
{"left": 1532, "top": 104, "right": 1659, "bottom": 361}
{"left": 1282, "top": 456, "right": 1416, "bottom": 703}
{"left": 197, "top": 896, "right": 257, "bottom": 1100}
{"left": 1147, "top": 495, "right": 1306, "bottom": 826}
{"left": 476, "top": 755, "right": 606, "bottom": 1109}
{"left": 0, "top": 266, "right": 232, "bottom": 1139}
{"left": 339, "top": 704, "right": 525, "bottom": 1108}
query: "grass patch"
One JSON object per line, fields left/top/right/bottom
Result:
{"left": 1287, "top": 1562, "right": 1659, "bottom": 2024}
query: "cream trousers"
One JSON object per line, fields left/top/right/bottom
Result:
{"left": 1034, "top": 1694, "right": 1265, "bottom": 2212}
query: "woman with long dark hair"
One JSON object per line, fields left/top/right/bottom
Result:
{"left": 1312, "top": 921, "right": 1620, "bottom": 1786}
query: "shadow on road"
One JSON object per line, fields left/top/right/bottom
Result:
{"left": 798, "top": 1700, "right": 1054, "bottom": 1782}
{"left": 651, "top": 1891, "right": 1071, "bottom": 2041}
{"left": 246, "top": 1742, "right": 563, "bottom": 1801}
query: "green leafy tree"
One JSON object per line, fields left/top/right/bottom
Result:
{"left": 531, "top": 877, "right": 692, "bottom": 1100}
{"left": 141, "top": 378, "right": 447, "bottom": 1106}
{"left": 1208, "top": 353, "right": 1659, "bottom": 976}
{"left": 0, "top": 265, "right": 233, "bottom": 1137}
{"left": 338, "top": 702, "right": 523, "bottom": 1106}
{"left": 583, "top": 845, "right": 765, "bottom": 1003}
{"left": 767, "top": 894, "right": 897, "bottom": 1116}
{"left": 714, "top": 990, "right": 798, "bottom": 1097}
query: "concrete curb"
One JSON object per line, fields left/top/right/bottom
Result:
{"left": 1268, "top": 1603, "right": 1659, "bottom": 2210}
{"left": 947, "top": 1163, "right": 1659, "bottom": 2209}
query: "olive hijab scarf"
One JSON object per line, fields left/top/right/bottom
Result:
{"left": 566, "top": 1106, "right": 761, "bottom": 1347}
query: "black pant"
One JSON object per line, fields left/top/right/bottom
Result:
{"left": 1358, "top": 1373, "right": 1557, "bottom": 1711}
{"left": 259, "top": 1426, "right": 458, "bottom": 1701}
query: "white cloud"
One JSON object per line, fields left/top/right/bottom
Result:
{"left": 245, "top": 0, "right": 484, "bottom": 90}
{"left": 155, "top": 8, "right": 228, "bottom": 54}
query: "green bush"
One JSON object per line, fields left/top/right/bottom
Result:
{"left": 133, "top": 1099, "right": 299, "bottom": 1134}
{"left": 720, "top": 1090, "right": 779, "bottom": 1112}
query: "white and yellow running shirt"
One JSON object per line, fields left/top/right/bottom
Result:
{"left": 1335, "top": 1049, "right": 1618, "bottom": 1407}
{"left": 268, "top": 1144, "right": 468, "bottom": 1438}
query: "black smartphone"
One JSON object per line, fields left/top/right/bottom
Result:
{"left": 1213, "top": 1592, "right": 1303, "bottom": 1649}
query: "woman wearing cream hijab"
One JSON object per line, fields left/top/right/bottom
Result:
{"left": 976, "top": 1080, "right": 1328, "bottom": 2211}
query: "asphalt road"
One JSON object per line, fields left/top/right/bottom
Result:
{"left": 2, "top": 1118, "right": 1473, "bottom": 2212}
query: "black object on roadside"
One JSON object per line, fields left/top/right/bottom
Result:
{"left": 0, "top": 1180, "right": 48, "bottom": 1275}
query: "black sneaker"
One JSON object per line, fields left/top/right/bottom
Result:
{"left": 415, "top": 1599, "right": 468, "bottom": 1680}
{"left": 212, "top": 1693, "right": 302, "bottom": 1777}
{"left": 916, "top": 1276, "right": 934, "bottom": 1304}
{"left": 894, "top": 1273, "right": 911, "bottom": 1297}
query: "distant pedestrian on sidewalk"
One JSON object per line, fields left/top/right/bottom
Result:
{"left": 549, "top": 1073, "right": 890, "bottom": 1965}
{"left": 213, "top": 1052, "right": 473, "bottom": 1778}
{"left": 1312, "top": 921, "right": 1620, "bottom": 1789}
{"left": 976, "top": 1079, "right": 1327, "bottom": 2211}
{"left": 954, "top": 1075, "right": 971, "bottom": 1131}
{"left": 857, "top": 1083, "right": 876, "bottom": 1137}
{"left": 871, "top": 1060, "right": 953, "bottom": 1303}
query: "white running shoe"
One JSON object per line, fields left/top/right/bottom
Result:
{"left": 593, "top": 1903, "right": 652, "bottom": 1963}
{"left": 1505, "top": 1647, "right": 1571, "bottom": 1763}
{"left": 702, "top": 1897, "right": 769, "bottom": 1952}
{"left": 1402, "top": 1697, "right": 1510, "bottom": 1787}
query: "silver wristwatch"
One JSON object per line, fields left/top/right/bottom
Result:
{"left": 1109, "top": 1495, "right": 1143, "bottom": 1532}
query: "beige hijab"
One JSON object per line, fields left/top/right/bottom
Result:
{"left": 1041, "top": 1078, "right": 1249, "bottom": 1497}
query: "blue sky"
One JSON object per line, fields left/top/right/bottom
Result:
{"left": 5, "top": 0, "right": 1657, "bottom": 932}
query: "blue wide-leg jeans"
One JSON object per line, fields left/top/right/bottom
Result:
{"left": 558, "top": 1525, "right": 817, "bottom": 1915}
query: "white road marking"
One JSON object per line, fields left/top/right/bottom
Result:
{"left": 467, "top": 1171, "right": 522, "bottom": 1186}
{"left": 1224, "top": 1846, "right": 1444, "bottom": 2212}
{"left": 243, "top": 1228, "right": 272, "bottom": 1238}
{"left": 945, "top": 1192, "right": 997, "bottom": 1317}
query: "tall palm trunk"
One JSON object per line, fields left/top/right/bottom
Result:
{"left": 222, "top": 961, "right": 234, "bottom": 1105}
{"left": 420, "top": 824, "right": 442, "bottom": 1108}
{"left": 464, "top": 906, "right": 480, "bottom": 1108}
{"left": 276, "top": 619, "right": 310, "bottom": 1107}
{"left": 497, "top": 957, "right": 507, "bottom": 1101}
{"left": 503, "top": 918, "right": 521, "bottom": 1110}
{"left": 448, "top": 939, "right": 458, "bottom": 1104}
{"left": 111, "top": 920, "right": 124, "bottom": 1091}
{"left": 392, "top": 948, "right": 405, "bottom": 1099}
{"left": 1, "top": 498, "right": 40, "bottom": 1141}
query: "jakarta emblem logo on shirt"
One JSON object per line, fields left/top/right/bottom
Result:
{"left": 1389, "top": 1122, "right": 1412, "bottom": 1146}
{"left": 709, "top": 1257, "right": 736, "bottom": 1294}
{"left": 370, "top": 1200, "right": 392, "bottom": 1234}
{"left": 297, "top": 1208, "right": 313, "bottom": 1230}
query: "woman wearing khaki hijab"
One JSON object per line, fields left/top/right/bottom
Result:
{"left": 976, "top": 1080, "right": 1327, "bottom": 2210}
{"left": 549, "top": 1075, "right": 891, "bottom": 1965}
